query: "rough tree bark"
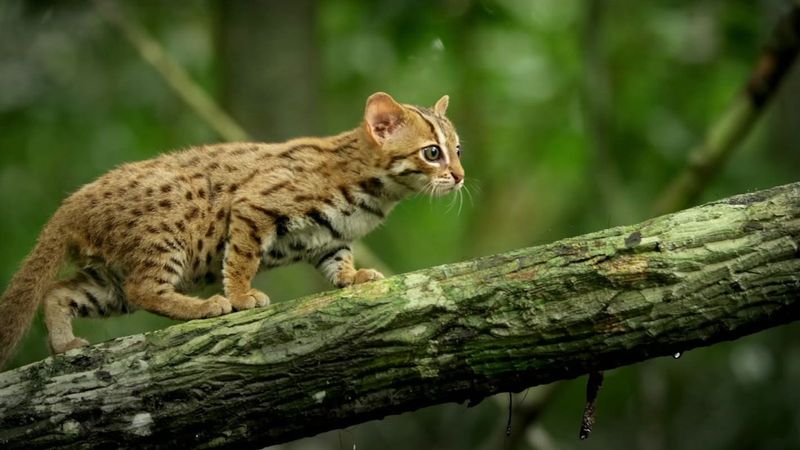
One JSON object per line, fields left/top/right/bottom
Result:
{"left": 1, "top": 183, "right": 799, "bottom": 449}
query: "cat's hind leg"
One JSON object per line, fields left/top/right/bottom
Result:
{"left": 44, "top": 268, "right": 129, "bottom": 354}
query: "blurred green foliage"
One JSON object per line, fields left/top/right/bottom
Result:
{"left": 1, "top": 0, "right": 799, "bottom": 449}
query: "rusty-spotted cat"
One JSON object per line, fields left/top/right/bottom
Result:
{"left": 0, "top": 92, "right": 464, "bottom": 368}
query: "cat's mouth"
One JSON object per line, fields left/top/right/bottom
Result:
{"left": 428, "top": 180, "right": 463, "bottom": 196}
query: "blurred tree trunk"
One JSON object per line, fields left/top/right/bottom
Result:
{"left": 213, "top": 0, "right": 345, "bottom": 287}
{"left": 215, "top": 0, "right": 319, "bottom": 140}
{"left": 2, "top": 182, "right": 799, "bottom": 449}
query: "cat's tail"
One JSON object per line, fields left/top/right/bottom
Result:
{"left": 0, "top": 217, "right": 68, "bottom": 370}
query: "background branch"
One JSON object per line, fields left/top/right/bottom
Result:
{"left": 93, "top": 0, "right": 248, "bottom": 142}
{"left": 2, "top": 182, "right": 799, "bottom": 449}
{"left": 652, "top": 4, "right": 800, "bottom": 215}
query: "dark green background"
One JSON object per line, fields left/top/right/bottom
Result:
{"left": 1, "top": 1, "right": 799, "bottom": 449}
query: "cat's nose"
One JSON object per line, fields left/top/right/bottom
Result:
{"left": 451, "top": 172, "right": 463, "bottom": 184}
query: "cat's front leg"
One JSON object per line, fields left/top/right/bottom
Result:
{"left": 222, "top": 205, "right": 272, "bottom": 310}
{"left": 315, "top": 246, "right": 385, "bottom": 288}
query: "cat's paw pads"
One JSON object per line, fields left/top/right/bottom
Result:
{"left": 229, "top": 289, "right": 270, "bottom": 310}
{"left": 353, "top": 268, "right": 385, "bottom": 285}
{"left": 53, "top": 337, "right": 90, "bottom": 354}
{"left": 204, "top": 295, "right": 233, "bottom": 317}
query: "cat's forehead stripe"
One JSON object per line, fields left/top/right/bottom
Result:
{"left": 408, "top": 106, "right": 441, "bottom": 145}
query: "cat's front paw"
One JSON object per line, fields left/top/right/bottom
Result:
{"left": 203, "top": 295, "right": 233, "bottom": 317}
{"left": 52, "top": 337, "right": 90, "bottom": 354}
{"left": 228, "top": 289, "right": 270, "bottom": 311}
{"left": 353, "top": 268, "right": 385, "bottom": 285}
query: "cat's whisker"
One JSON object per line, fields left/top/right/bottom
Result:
{"left": 457, "top": 188, "right": 464, "bottom": 216}
{"left": 466, "top": 178, "right": 483, "bottom": 195}
{"left": 418, "top": 181, "right": 429, "bottom": 198}
{"left": 463, "top": 184, "right": 475, "bottom": 207}
{"left": 445, "top": 189, "right": 458, "bottom": 213}
{"left": 423, "top": 181, "right": 435, "bottom": 201}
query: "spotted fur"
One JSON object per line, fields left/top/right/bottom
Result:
{"left": 0, "top": 92, "right": 463, "bottom": 367}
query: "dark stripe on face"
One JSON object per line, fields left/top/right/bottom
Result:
{"left": 388, "top": 174, "right": 417, "bottom": 192}
{"left": 385, "top": 148, "right": 426, "bottom": 170}
{"left": 315, "top": 246, "right": 349, "bottom": 268}
{"left": 307, "top": 208, "right": 342, "bottom": 239}
{"left": 397, "top": 169, "right": 423, "bottom": 177}
{"left": 359, "top": 177, "right": 384, "bottom": 198}
{"left": 409, "top": 107, "right": 440, "bottom": 144}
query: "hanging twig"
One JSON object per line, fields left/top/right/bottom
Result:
{"left": 653, "top": 4, "right": 800, "bottom": 216}
{"left": 579, "top": 371, "right": 604, "bottom": 440}
{"left": 486, "top": 384, "right": 562, "bottom": 450}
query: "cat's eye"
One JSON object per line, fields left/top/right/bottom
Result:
{"left": 422, "top": 145, "right": 442, "bottom": 162}
{"left": 456, "top": 144, "right": 462, "bottom": 158}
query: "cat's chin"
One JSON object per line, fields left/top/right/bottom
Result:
{"left": 427, "top": 184, "right": 460, "bottom": 197}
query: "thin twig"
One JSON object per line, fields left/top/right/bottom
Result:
{"left": 486, "top": 384, "right": 561, "bottom": 450}
{"left": 652, "top": 4, "right": 800, "bottom": 216}
{"left": 505, "top": 392, "right": 513, "bottom": 437}
{"left": 92, "top": 0, "right": 392, "bottom": 274}
{"left": 93, "top": 0, "right": 248, "bottom": 142}
{"left": 579, "top": 371, "right": 604, "bottom": 440}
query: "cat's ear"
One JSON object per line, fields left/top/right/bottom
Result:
{"left": 434, "top": 95, "right": 449, "bottom": 115}
{"left": 364, "top": 92, "right": 406, "bottom": 145}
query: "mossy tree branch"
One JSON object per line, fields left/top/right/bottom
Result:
{"left": 2, "top": 183, "right": 800, "bottom": 449}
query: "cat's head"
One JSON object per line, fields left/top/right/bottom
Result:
{"left": 363, "top": 92, "right": 464, "bottom": 197}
